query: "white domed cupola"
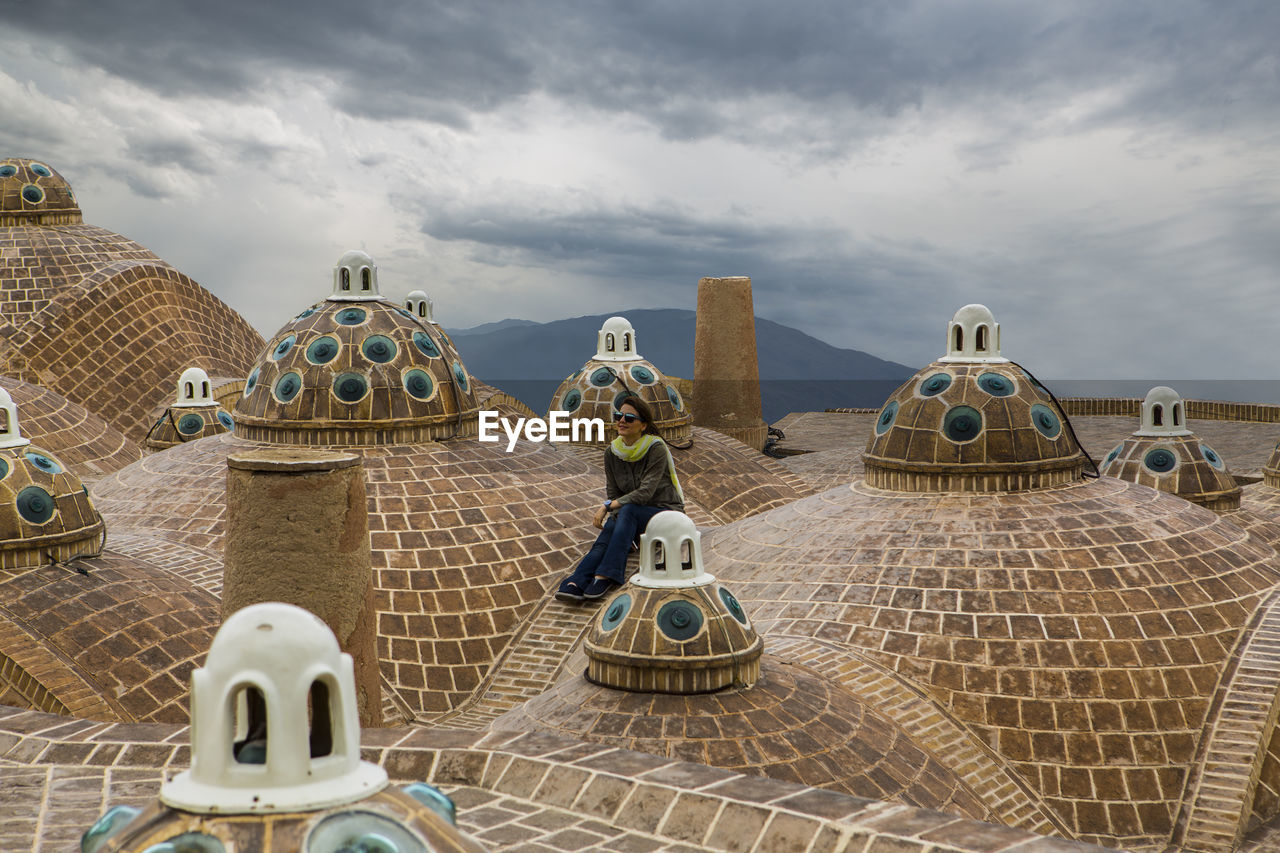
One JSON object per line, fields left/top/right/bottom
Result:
{"left": 329, "top": 250, "right": 383, "bottom": 302}
{"left": 633, "top": 510, "right": 713, "bottom": 588}
{"left": 940, "top": 303, "right": 1007, "bottom": 363}
{"left": 405, "top": 289, "right": 435, "bottom": 323}
{"left": 0, "top": 386, "right": 31, "bottom": 449}
{"left": 161, "top": 602, "right": 387, "bottom": 814}
{"left": 1137, "top": 386, "right": 1190, "bottom": 436}
{"left": 595, "top": 316, "right": 641, "bottom": 362}
{"left": 173, "top": 367, "right": 215, "bottom": 408}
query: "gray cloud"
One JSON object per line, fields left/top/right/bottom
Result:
{"left": 11, "top": 0, "right": 1278, "bottom": 153}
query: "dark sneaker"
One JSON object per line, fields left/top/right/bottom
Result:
{"left": 554, "top": 581, "right": 585, "bottom": 603}
{"left": 583, "top": 576, "right": 620, "bottom": 601}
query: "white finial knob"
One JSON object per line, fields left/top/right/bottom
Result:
{"left": 595, "top": 316, "right": 641, "bottom": 362}
{"left": 405, "top": 290, "right": 434, "bottom": 323}
{"left": 160, "top": 602, "right": 387, "bottom": 814}
{"left": 940, "top": 304, "right": 1007, "bottom": 363}
{"left": 633, "top": 511, "right": 714, "bottom": 588}
{"left": 1137, "top": 386, "right": 1191, "bottom": 436}
{"left": 173, "top": 367, "right": 215, "bottom": 408}
{"left": 0, "top": 386, "right": 31, "bottom": 449}
{"left": 330, "top": 250, "right": 383, "bottom": 302}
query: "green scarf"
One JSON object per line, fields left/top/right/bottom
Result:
{"left": 610, "top": 434, "right": 683, "bottom": 501}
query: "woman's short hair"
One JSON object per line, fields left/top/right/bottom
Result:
{"left": 617, "top": 395, "right": 656, "bottom": 433}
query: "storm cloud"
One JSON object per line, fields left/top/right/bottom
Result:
{"left": 2, "top": 0, "right": 1277, "bottom": 379}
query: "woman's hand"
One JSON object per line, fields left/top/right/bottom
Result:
{"left": 593, "top": 504, "right": 608, "bottom": 529}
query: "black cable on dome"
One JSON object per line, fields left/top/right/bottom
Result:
{"left": 1008, "top": 359, "right": 1100, "bottom": 479}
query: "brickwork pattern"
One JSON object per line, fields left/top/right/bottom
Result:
{"left": 235, "top": 298, "right": 480, "bottom": 444}
{"left": 765, "top": 635, "right": 1065, "bottom": 837}
{"left": 0, "top": 551, "right": 218, "bottom": 723}
{"left": 0, "top": 706, "right": 1110, "bottom": 853}
{"left": 549, "top": 356, "right": 692, "bottom": 446}
{"left": 1173, "top": 589, "right": 1280, "bottom": 851}
{"left": 0, "top": 158, "right": 82, "bottom": 227}
{"left": 425, "top": 593, "right": 600, "bottom": 729}
{"left": 93, "top": 432, "right": 609, "bottom": 717}
{"left": 142, "top": 405, "right": 232, "bottom": 451}
{"left": 1, "top": 259, "right": 263, "bottom": 442}
{"left": 671, "top": 427, "right": 816, "bottom": 523}
{"left": 495, "top": 656, "right": 997, "bottom": 822}
{"left": 584, "top": 580, "right": 763, "bottom": 693}
{"left": 0, "top": 442, "right": 104, "bottom": 571}
{"left": 702, "top": 476, "right": 1280, "bottom": 846}
{"left": 1, "top": 374, "right": 141, "bottom": 482}
{"left": 863, "top": 364, "right": 1083, "bottom": 493}
{"left": 1098, "top": 434, "right": 1240, "bottom": 511}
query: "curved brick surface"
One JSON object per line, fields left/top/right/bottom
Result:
{"left": 93, "top": 432, "right": 609, "bottom": 716}
{"left": 0, "top": 707, "right": 1112, "bottom": 853}
{"left": 235, "top": 298, "right": 479, "bottom": 444}
{"left": 703, "top": 476, "right": 1280, "bottom": 846}
{"left": 1, "top": 375, "right": 140, "bottom": 482}
{"left": 495, "top": 656, "right": 997, "bottom": 822}
{"left": 1099, "top": 434, "right": 1240, "bottom": 511}
{"left": 0, "top": 551, "right": 218, "bottom": 723}
{"left": 0, "top": 259, "right": 263, "bottom": 442}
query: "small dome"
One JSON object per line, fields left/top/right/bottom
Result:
{"left": 143, "top": 368, "right": 233, "bottom": 450}
{"left": 1099, "top": 388, "right": 1238, "bottom": 511}
{"left": 596, "top": 316, "right": 641, "bottom": 362}
{"left": 586, "top": 511, "right": 761, "bottom": 693}
{"left": 939, "top": 303, "right": 1005, "bottom": 363}
{"left": 173, "top": 367, "right": 216, "bottom": 408}
{"left": 548, "top": 316, "right": 691, "bottom": 446}
{"left": 0, "top": 157, "right": 82, "bottom": 225}
{"left": 234, "top": 253, "right": 480, "bottom": 445}
{"left": 162, "top": 602, "right": 387, "bottom": 813}
{"left": 0, "top": 388, "right": 105, "bottom": 567}
{"left": 863, "top": 306, "right": 1082, "bottom": 492}
{"left": 405, "top": 289, "right": 434, "bottom": 323}
{"left": 1136, "top": 386, "right": 1191, "bottom": 436}
{"left": 329, "top": 250, "right": 382, "bottom": 302}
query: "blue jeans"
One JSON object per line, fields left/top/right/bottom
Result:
{"left": 564, "top": 504, "right": 665, "bottom": 586}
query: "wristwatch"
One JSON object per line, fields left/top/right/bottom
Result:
{"left": 603, "top": 501, "right": 612, "bottom": 510}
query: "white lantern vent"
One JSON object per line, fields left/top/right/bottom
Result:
{"left": 160, "top": 602, "right": 387, "bottom": 814}
{"left": 329, "top": 250, "right": 384, "bottom": 302}
{"left": 633, "top": 511, "right": 714, "bottom": 588}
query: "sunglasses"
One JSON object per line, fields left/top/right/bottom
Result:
{"left": 613, "top": 412, "right": 640, "bottom": 423}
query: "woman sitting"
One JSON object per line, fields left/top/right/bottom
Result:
{"left": 556, "top": 395, "right": 684, "bottom": 602}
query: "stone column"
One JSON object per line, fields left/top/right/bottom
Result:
{"left": 692, "top": 276, "right": 768, "bottom": 451}
{"left": 223, "top": 448, "right": 381, "bottom": 727}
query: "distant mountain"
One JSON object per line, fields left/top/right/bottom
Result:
{"left": 449, "top": 309, "right": 915, "bottom": 422}
{"left": 449, "top": 318, "right": 541, "bottom": 336}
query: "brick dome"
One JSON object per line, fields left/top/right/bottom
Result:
{"left": 0, "top": 157, "right": 81, "bottom": 225}
{"left": 0, "top": 157, "right": 264, "bottom": 442}
{"left": 703, "top": 475, "right": 1280, "bottom": 846}
{"left": 864, "top": 305, "right": 1082, "bottom": 492}
{"left": 234, "top": 252, "right": 479, "bottom": 445}
{"left": 548, "top": 315, "right": 691, "bottom": 446}
{"left": 1099, "top": 388, "right": 1240, "bottom": 512}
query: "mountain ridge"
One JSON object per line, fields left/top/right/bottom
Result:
{"left": 448, "top": 309, "right": 914, "bottom": 421}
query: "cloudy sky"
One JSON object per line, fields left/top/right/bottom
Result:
{"left": 3, "top": 1, "right": 1277, "bottom": 378}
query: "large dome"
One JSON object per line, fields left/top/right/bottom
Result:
{"left": 865, "top": 304, "right": 1082, "bottom": 492}
{"left": 0, "top": 156, "right": 264, "bottom": 442}
{"left": 700, "top": 305, "right": 1280, "bottom": 848}
{"left": 234, "top": 251, "right": 479, "bottom": 445}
